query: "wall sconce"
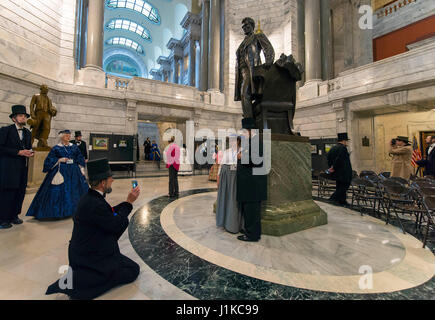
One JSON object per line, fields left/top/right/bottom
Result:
{"left": 194, "top": 122, "right": 199, "bottom": 127}
{"left": 127, "top": 115, "right": 134, "bottom": 121}
{"left": 338, "top": 117, "right": 345, "bottom": 122}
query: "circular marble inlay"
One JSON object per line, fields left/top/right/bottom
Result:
{"left": 160, "top": 192, "right": 435, "bottom": 294}
{"left": 172, "top": 192, "right": 406, "bottom": 276}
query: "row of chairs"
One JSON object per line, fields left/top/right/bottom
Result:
{"left": 312, "top": 170, "right": 435, "bottom": 248}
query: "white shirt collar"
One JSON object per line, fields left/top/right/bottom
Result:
{"left": 57, "top": 142, "right": 73, "bottom": 147}
{"left": 15, "top": 123, "right": 23, "bottom": 130}
{"left": 95, "top": 189, "right": 104, "bottom": 197}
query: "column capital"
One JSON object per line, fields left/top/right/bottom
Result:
{"left": 157, "top": 56, "right": 172, "bottom": 72}
{"left": 167, "top": 38, "right": 183, "bottom": 58}
{"left": 181, "top": 12, "right": 202, "bottom": 44}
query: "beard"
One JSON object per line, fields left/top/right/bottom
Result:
{"left": 15, "top": 119, "right": 27, "bottom": 126}
{"left": 103, "top": 186, "right": 112, "bottom": 194}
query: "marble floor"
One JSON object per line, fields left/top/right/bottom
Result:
{"left": 0, "top": 176, "right": 434, "bottom": 300}
{"left": 0, "top": 176, "right": 214, "bottom": 300}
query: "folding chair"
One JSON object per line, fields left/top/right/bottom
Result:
{"left": 318, "top": 172, "right": 336, "bottom": 199}
{"left": 352, "top": 178, "right": 383, "bottom": 217}
{"left": 421, "top": 196, "right": 435, "bottom": 249}
{"left": 379, "top": 181, "right": 416, "bottom": 234}
{"left": 379, "top": 172, "right": 391, "bottom": 179}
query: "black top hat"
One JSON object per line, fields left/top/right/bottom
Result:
{"left": 75, "top": 131, "right": 82, "bottom": 137}
{"left": 337, "top": 132, "right": 350, "bottom": 141}
{"left": 396, "top": 136, "right": 410, "bottom": 145}
{"left": 58, "top": 129, "right": 71, "bottom": 135}
{"left": 87, "top": 158, "right": 113, "bottom": 181}
{"left": 242, "top": 118, "right": 256, "bottom": 130}
{"left": 9, "top": 105, "right": 30, "bottom": 119}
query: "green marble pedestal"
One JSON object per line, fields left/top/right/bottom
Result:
{"left": 261, "top": 134, "right": 327, "bottom": 236}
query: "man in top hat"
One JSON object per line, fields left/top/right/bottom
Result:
{"left": 327, "top": 133, "right": 353, "bottom": 206}
{"left": 389, "top": 136, "right": 413, "bottom": 180}
{"left": 0, "top": 105, "right": 34, "bottom": 229}
{"left": 70, "top": 131, "right": 88, "bottom": 163}
{"left": 236, "top": 118, "right": 267, "bottom": 242}
{"left": 417, "top": 135, "right": 435, "bottom": 177}
{"left": 46, "top": 158, "right": 140, "bottom": 299}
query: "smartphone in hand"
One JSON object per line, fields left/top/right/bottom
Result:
{"left": 131, "top": 180, "right": 138, "bottom": 189}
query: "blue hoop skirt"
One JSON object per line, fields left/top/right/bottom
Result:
{"left": 26, "top": 145, "right": 89, "bottom": 219}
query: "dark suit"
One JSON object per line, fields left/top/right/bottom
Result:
{"left": 0, "top": 124, "right": 32, "bottom": 222}
{"left": 46, "top": 189, "right": 139, "bottom": 299}
{"left": 143, "top": 140, "right": 151, "bottom": 160}
{"left": 417, "top": 145, "right": 435, "bottom": 177}
{"left": 71, "top": 139, "right": 88, "bottom": 160}
{"left": 237, "top": 134, "right": 267, "bottom": 240}
{"left": 327, "top": 143, "right": 353, "bottom": 204}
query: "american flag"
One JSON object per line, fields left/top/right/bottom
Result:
{"left": 411, "top": 136, "right": 422, "bottom": 168}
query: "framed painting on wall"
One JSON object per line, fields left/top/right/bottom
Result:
{"left": 93, "top": 137, "right": 109, "bottom": 150}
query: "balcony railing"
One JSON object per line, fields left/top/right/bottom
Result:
{"left": 105, "top": 74, "right": 130, "bottom": 90}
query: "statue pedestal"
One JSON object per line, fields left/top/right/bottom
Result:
{"left": 261, "top": 134, "right": 327, "bottom": 236}
{"left": 26, "top": 150, "right": 49, "bottom": 194}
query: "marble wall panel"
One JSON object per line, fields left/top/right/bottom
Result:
{"left": 0, "top": 0, "right": 76, "bottom": 82}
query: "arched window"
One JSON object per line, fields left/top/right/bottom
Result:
{"left": 106, "top": 0, "right": 160, "bottom": 24}
{"left": 106, "top": 19, "right": 151, "bottom": 41}
{"left": 106, "top": 37, "right": 145, "bottom": 55}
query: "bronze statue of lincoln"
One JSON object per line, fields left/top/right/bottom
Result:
{"left": 234, "top": 17, "right": 275, "bottom": 119}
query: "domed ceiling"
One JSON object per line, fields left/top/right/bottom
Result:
{"left": 103, "top": 0, "right": 193, "bottom": 78}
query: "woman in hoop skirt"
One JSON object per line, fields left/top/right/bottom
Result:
{"left": 26, "top": 130, "right": 88, "bottom": 220}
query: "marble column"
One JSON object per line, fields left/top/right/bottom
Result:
{"left": 208, "top": 0, "right": 220, "bottom": 91}
{"left": 304, "top": 0, "right": 322, "bottom": 82}
{"left": 85, "top": 0, "right": 104, "bottom": 69}
{"left": 181, "top": 12, "right": 201, "bottom": 87}
{"left": 296, "top": 0, "right": 305, "bottom": 85}
{"left": 200, "top": 0, "right": 210, "bottom": 91}
{"left": 167, "top": 38, "right": 183, "bottom": 84}
{"left": 179, "top": 58, "right": 184, "bottom": 85}
{"left": 321, "top": 0, "right": 333, "bottom": 80}
{"left": 195, "top": 41, "right": 201, "bottom": 89}
{"left": 188, "top": 41, "right": 196, "bottom": 86}
{"left": 171, "top": 58, "right": 179, "bottom": 83}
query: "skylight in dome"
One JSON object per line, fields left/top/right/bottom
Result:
{"left": 106, "top": 0, "right": 160, "bottom": 24}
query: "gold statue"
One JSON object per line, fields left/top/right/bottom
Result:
{"left": 28, "top": 84, "right": 57, "bottom": 149}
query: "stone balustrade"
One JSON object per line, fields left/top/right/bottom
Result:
{"left": 105, "top": 74, "right": 130, "bottom": 90}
